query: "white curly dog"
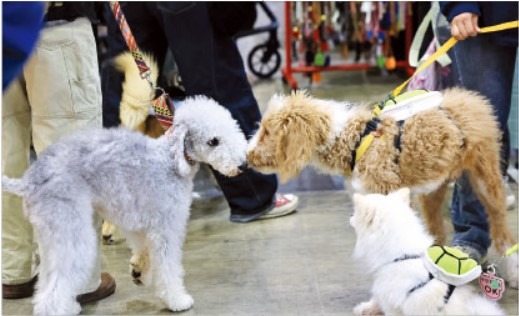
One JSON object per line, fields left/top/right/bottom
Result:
{"left": 350, "top": 188, "right": 504, "bottom": 316}
{"left": 2, "top": 96, "right": 247, "bottom": 315}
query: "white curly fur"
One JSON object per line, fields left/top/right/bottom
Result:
{"left": 2, "top": 96, "right": 247, "bottom": 315}
{"left": 350, "top": 189, "right": 505, "bottom": 316}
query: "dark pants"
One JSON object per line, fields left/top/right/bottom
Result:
{"left": 105, "top": 2, "right": 278, "bottom": 217}
{"left": 100, "top": 3, "right": 126, "bottom": 128}
{"left": 449, "top": 35, "right": 517, "bottom": 256}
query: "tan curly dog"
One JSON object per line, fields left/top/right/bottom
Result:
{"left": 247, "top": 88, "right": 517, "bottom": 286}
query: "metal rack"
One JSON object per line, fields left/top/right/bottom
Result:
{"left": 282, "top": 2, "right": 414, "bottom": 89}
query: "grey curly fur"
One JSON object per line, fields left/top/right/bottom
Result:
{"left": 2, "top": 96, "right": 247, "bottom": 315}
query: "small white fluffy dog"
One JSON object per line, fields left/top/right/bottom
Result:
{"left": 350, "top": 188, "right": 504, "bottom": 316}
{"left": 2, "top": 97, "right": 247, "bottom": 315}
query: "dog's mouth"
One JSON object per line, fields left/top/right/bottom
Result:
{"left": 225, "top": 168, "right": 242, "bottom": 177}
{"left": 246, "top": 158, "right": 276, "bottom": 169}
{"left": 184, "top": 152, "right": 196, "bottom": 166}
{"left": 246, "top": 155, "right": 276, "bottom": 170}
{"left": 221, "top": 162, "right": 248, "bottom": 177}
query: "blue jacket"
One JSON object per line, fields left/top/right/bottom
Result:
{"left": 440, "top": 1, "right": 518, "bottom": 47}
{"left": 3, "top": 2, "right": 45, "bottom": 90}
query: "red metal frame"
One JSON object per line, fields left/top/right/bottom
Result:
{"left": 282, "top": 2, "right": 414, "bottom": 89}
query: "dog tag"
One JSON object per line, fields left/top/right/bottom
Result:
{"left": 479, "top": 269, "right": 505, "bottom": 300}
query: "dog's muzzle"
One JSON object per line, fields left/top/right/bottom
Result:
{"left": 227, "top": 163, "right": 247, "bottom": 177}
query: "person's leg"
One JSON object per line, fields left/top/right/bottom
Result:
{"left": 450, "top": 36, "right": 517, "bottom": 258}
{"left": 100, "top": 3, "right": 127, "bottom": 128}
{"left": 23, "top": 17, "right": 110, "bottom": 296}
{"left": 450, "top": 174, "right": 491, "bottom": 260}
{"left": 154, "top": 3, "right": 281, "bottom": 220}
{"left": 453, "top": 38, "right": 516, "bottom": 174}
{"left": 1, "top": 79, "right": 37, "bottom": 298}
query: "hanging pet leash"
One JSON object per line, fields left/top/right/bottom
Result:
{"left": 110, "top": 1, "right": 174, "bottom": 131}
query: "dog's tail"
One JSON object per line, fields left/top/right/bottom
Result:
{"left": 113, "top": 51, "right": 159, "bottom": 130}
{"left": 2, "top": 175, "right": 26, "bottom": 196}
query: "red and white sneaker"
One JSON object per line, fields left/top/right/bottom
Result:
{"left": 258, "top": 194, "right": 299, "bottom": 219}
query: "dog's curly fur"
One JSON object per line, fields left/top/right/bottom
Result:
{"left": 350, "top": 188, "right": 504, "bottom": 315}
{"left": 2, "top": 96, "right": 247, "bottom": 315}
{"left": 247, "top": 89, "right": 517, "bottom": 286}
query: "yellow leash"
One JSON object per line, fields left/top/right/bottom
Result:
{"left": 391, "top": 20, "right": 519, "bottom": 98}
{"left": 506, "top": 243, "right": 519, "bottom": 257}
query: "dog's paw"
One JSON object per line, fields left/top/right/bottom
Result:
{"left": 101, "top": 221, "right": 117, "bottom": 245}
{"left": 353, "top": 300, "right": 384, "bottom": 316}
{"left": 130, "top": 253, "right": 150, "bottom": 286}
{"left": 165, "top": 293, "right": 194, "bottom": 312}
{"left": 102, "top": 234, "right": 114, "bottom": 245}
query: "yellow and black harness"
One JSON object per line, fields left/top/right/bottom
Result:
{"left": 349, "top": 90, "right": 422, "bottom": 174}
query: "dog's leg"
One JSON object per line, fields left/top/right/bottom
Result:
{"left": 147, "top": 228, "right": 193, "bottom": 312}
{"left": 120, "top": 229, "right": 150, "bottom": 286}
{"left": 418, "top": 182, "right": 449, "bottom": 244}
{"left": 353, "top": 297, "right": 384, "bottom": 316}
{"left": 101, "top": 220, "right": 117, "bottom": 245}
{"left": 129, "top": 251, "right": 150, "bottom": 286}
{"left": 467, "top": 155, "right": 518, "bottom": 288}
{"left": 31, "top": 201, "right": 96, "bottom": 315}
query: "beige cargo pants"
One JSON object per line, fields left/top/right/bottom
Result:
{"left": 2, "top": 17, "right": 103, "bottom": 293}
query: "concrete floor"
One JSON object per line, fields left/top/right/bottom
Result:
{"left": 3, "top": 70, "right": 519, "bottom": 315}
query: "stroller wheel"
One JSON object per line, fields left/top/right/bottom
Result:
{"left": 247, "top": 43, "right": 281, "bottom": 79}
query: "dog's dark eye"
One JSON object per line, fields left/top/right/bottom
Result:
{"left": 207, "top": 137, "right": 219, "bottom": 147}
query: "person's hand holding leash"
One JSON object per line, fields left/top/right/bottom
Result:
{"left": 451, "top": 13, "right": 480, "bottom": 40}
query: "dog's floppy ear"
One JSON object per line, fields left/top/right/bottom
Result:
{"left": 274, "top": 107, "right": 330, "bottom": 183}
{"left": 391, "top": 187, "right": 411, "bottom": 205}
{"left": 170, "top": 123, "right": 192, "bottom": 177}
{"left": 275, "top": 114, "right": 313, "bottom": 182}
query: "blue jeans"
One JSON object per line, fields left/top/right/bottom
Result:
{"left": 108, "top": 2, "right": 278, "bottom": 217}
{"left": 450, "top": 35, "right": 517, "bottom": 256}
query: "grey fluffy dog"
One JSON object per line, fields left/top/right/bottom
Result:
{"left": 2, "top": 96, "right": 247, "bottom": 315}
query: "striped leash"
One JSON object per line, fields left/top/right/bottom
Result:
{"left": 110, "top": 1, "right": 174, "bottom": 130}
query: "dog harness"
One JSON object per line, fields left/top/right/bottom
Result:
{"left": 387, "top": 251, "right": 457, "bottom": 306}
{"left": 424, "top": 245, "right": 481, "bottom": 286}
{"left": 350, "top": 117, "right": 382, "bottom": 172}
{"left": 350, "top": 90, "right": 464, "bottom": 173}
